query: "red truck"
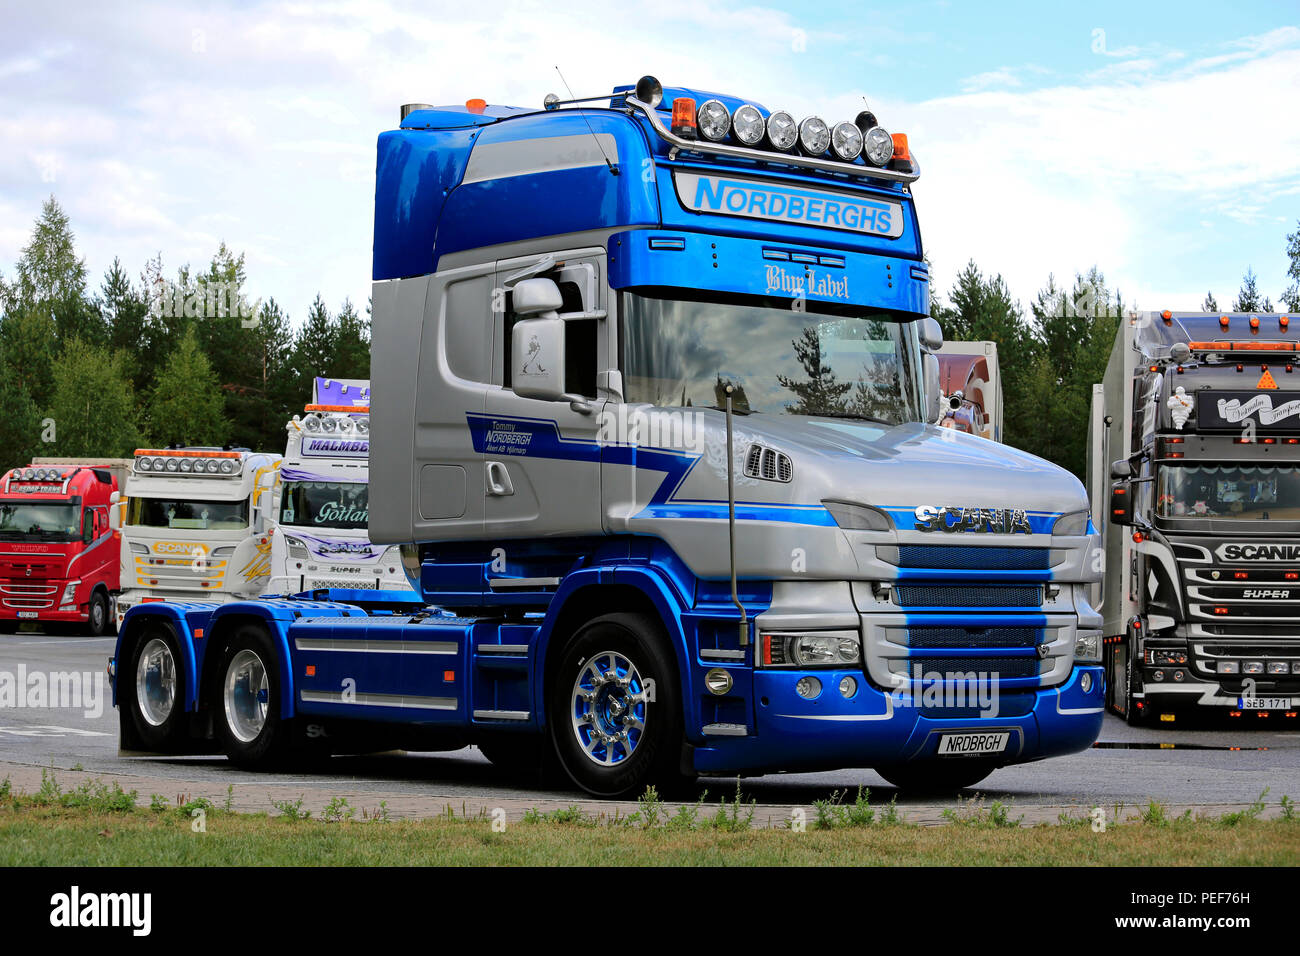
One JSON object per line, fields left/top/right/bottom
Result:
{"left": 0, "top": 459, "right": 129, "bottom": 635}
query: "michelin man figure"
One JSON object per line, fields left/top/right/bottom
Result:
{"left": 1168, "top": 385, "right": 1193, "bottom": 430}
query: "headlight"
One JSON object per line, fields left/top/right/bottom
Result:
{"left": 831, "top": 121, "right": 863, "bottom": 161}
{"left": 765, "top": 110, "right": 797, "bottom": 151}
{"left": 1052, "top": 510, "right": 1090, "bottom": 536}
{"left": 285, "top": 536, "right": 308, "bottom": 559}
{"left": 732, "top": 104, "right": 765, "bottom": 145}
{"left": 1074, "top": 631, "right": 1102, "bottom": 663}
{"left": 696, "top": 99, "right": 730, "bottom": 142}
{"left": 863, "top": 126, "right": 894, "bottom": 166}
{"left": 60, "top": 580, "right": 80, "bottom": 605}
{"left": 823, "top": 500, "right": 893, "bottom": 532}
{"left": 797, "top": 116, "right": 830, "bottom": 155}
{"left": 761, "top": 630, "right": 861, "bottom": 667}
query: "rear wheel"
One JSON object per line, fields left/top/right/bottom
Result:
{"left": 125, "top": 626, "right": 187, "bottom": 751}
{"left": 213, "top": 626, "right": 292, "bottom": 769}
{"left": 875, "top": 760, "right": 997, "bottom": 794}
{"left": 548, "top": 612, "right": 683, "bottom": 798}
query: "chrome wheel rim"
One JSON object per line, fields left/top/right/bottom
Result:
{"left": 91, "top": 598, "right": 105, "bottom": 632}
{"left": 570, "top": 650, "right": 649, "bottom": 766}
{"left": 224, "top": 649, "right": 269, "bottom": 743}
{"left": 135, "top": 638, "right": 176, "bottom": 727}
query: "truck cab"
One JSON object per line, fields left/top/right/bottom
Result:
{"left": 268, "top": 379, "right": 413, "bottom": 594}
{"left": 0, "top": 462, "right": 125, "bottom": 635}
{"left": 1092, "top": 312, "right": 1300, "bottom": 722}
{"left": 114, "top": 447, "right": 281, "bottom": 626}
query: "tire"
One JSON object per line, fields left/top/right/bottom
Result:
{"left": 124, "top": 625, "right": 187, "bottom": 751}
{"left": 88, "top": 591, "right": 113, "bottom": 637}
{"left": 875, "top": 760, "right": 997, "bottom": 794}
{"left": 548, "top": 611, "right": 683, "bottom": 798}
{"left": 212, "top": 625, "right": 292, "bottom": 769}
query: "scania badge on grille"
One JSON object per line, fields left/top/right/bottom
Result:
{"left": 914, "top": 505, "right": 1032, "bottom": 535}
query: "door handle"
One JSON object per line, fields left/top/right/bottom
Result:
{"left": 485, "top": 461, "right": 515, "bottom": 497}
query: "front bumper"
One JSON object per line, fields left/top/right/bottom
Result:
{"left": 691, "top": 664, "right": 1105, "bottom": 774}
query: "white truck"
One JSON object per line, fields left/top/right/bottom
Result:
{"left": 268, "top": 379, "right": 412, "bottom": 594}
{"left": 112, "top": 446, "right": 281, "bottom": 626}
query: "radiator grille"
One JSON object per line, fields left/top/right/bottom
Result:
{"left": 912, "top": 656, "right": 1041, "bottom": 679}
{"left": 907, "top": 626, "right": 1042, "bottom": 648}
{"left": 894, "top": 585, "right": 1042, "bottom": 608}
{"left": 895, "top": 545, "right": 1051, "bottom": 570}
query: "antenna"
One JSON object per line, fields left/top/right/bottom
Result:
{"left": 554, "top": 66, "right": 619, "bottom": 176}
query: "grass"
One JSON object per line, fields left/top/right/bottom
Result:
{"left": 1, "top": 774, "right": 1298, "bottom": 866}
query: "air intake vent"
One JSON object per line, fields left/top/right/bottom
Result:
{"left": 744, "top": 444, "right": 792, "bottom": 483}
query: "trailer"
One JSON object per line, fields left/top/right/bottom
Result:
{"left": 111, "top": 75, "right": 1104, "bottom": 796}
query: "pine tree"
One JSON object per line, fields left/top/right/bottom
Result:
{"left": 98, "top": 258, "right": 151, "bottom": 389}
{"left": 1232, "top": 269, "right": 1264, "bottom": 312}
{"left": 147, "top": 328, "right": 230, "bottom": 447}
{"left": 1202, "top": 290, "right": 1218, "bottom": 312}
{"left": 12, "top": 196, "right": 104, "bottom": 348}
{"left": 45, "top": 338, "right": 140, "bottom": 457}
{"left": 0, "top": 339, "right": 43, "bottom": 466}
{"left": 331, "top": 298, "right": 370, "bottom": 380}
{"left": 1285, "top": 220, "right": 1300, "bottom": 312}
{"left": 291, "top": 294, "right": 338, "bottom": 401}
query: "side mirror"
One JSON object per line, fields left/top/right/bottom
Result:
{"left": 512, "top": 277, "right": 563, "bottom": 316}
{"left": 1109, "top": 481, "right": 1134, "bottom": 527}
{"left": 919, "top": 316, "right": 944, "bottom": 353}
{"left": 922, "top": 352, "right": 942, "bottom": 424}
{"left": 109, "top": 491, "right": 121, "bottom": 505}
{"left": 108, "top": 503, "right": 121, "bottom": 531}
{"left": 511, "top": 316, "right": 591, "bottom": 411}
{"left": 1110, "top": 459, "right": 1133, "bottom": 479}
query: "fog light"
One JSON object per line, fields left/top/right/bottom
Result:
{"left": 1244, "top": 661, "right": 1264, "bottom": 675}
{"left": 839, "top": 676, "right": 857, "bottom": 698}
{"left": 1152, "top": 669, "right": 1165, "bottom": 682}
{"left": 1218, "top": 661, "right": 1240, "bottom": 674}
{"left": 795, "top": 676, "right": 821, "bottom": 699}
{"left": 1172, "top": 670, "right": 1185, "bottom": 682}
{"left": 1079, "top": 672, "right": 1093, "bottom": 694}
{"left": 1268, "top": 662, "right": 1289, "bottom": 675}
{"left": 705, "top": 668, "right": 733, "bottom": 696}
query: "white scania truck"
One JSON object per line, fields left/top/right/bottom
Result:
{"left": 268, "top": 379, "right": 412, "bottom": 594}
{"left": 113, "top": 447, "right": 281, "bottom": 627}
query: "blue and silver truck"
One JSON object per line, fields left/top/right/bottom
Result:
{"left": 110, "top": 76, "right": 1105, "bottom": 796}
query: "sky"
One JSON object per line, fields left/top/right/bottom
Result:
{"left": 2, "top": 0, "right": 1298, "bottom": 326}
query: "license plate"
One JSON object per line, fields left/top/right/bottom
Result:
{"left": 1239, "top": 697, "right": 1292, "bottom": 710}
{"left": 937, "top": 732, "right": 1010, "bottom": 756}
{"left": 17, "top": 611, "right": 38, "bottom": 619}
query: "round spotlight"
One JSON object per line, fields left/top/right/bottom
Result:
{"left": 137, "top": 458, "right": 152, "bottom": 472}
{"left": 765, "top": 110, "right": 798, "bottom": 151}
{"left": 797, "top": 116, "right": 830, "bottom": 155}
{"left": 302, "top": 414, "right": 321, "bottom": 432}
{"left": 855, "top": 109, "right": 879, "bottom": 133}
{"left": 831, "top": 121, "right": 863, "bottom": 161}
{"left": 165, "top": 458, "right": 180, "bottom": 473}
{"left": 542, "top": 92, "right": 560, "bottom": 111}
{"left": 795, "top": 676, "right": 822, "bottom": 699}
{"left": 1079, "top": 672, "right": 1093, "bottom": 694}
{"left": 203, "top": 459, "right": 219, "bottom": 473}
{"left": 219, "top": 460, "right": 236, "bottom": 474}
{"left": 179, "top": 458, "right": 194, "bottom": 473}
{"left": 732, "top": 104, "right": 765, "bottom": 145}
{"left": 863, "top": 126, "right": 894, "bottom": 166}
{"left": 839, "top": 676, "right": 858, "bottom": 699}
{"left": 697, "top": 99, "right": 731, "bottom": 142}
{"left": 22, "top": 469, "right": 35, "bottom": 480}
{"left": 151, "top": 456, "right": 166, "bottom": 471}
{"left": 321, "top": 417, "right": 339, "bottom": 433}
{"left": 705, "top": 668, "right": 734, "bottom": 696}
{"left": 355, "top": 417, "right": 370, "bottom": 435}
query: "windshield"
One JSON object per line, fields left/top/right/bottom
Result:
{"left": 0, "top": 502, "right": 80, "bottom": 540}
{"left": 279, "top": 481, "right": 368, "bottom": 530}
{"left": 128, "top": 497, "right": 249, "bottom": 530}
{"left": 1157, "top": 465, "right": 1300, "bottom": 521}
{"left": 620, "top": 291, "right": 924, "bottom": 425}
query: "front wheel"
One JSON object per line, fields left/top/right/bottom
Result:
{"left": 213, "top": 626, "right": 292, "bottom": 769}
{"left": 548, "top": 612, "right": 683, "bottom": 798}
{"left": 88, "top": 591, "right": 113, "bottom": 637}
{"left": 875, "top": 761, "right": 997, "bottom": 794}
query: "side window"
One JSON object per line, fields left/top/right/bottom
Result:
{"left": 82, "top": 508, "right": 93, "bottom": 544}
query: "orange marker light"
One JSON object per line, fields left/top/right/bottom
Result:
{"left": 305, "top": 665, "right": 316, "bottom": 677}
{"left": 465, "top": 98, "right": 487, "bottom": 114}
{"left": 891, "top": 133, "right": 910, "bottom": 161}
{"left": 1250, "top": 316, "right": 1261, "bottom": 331}
{"left": 1281, "top": 316, "right": 1290, "bottom": 330}
{"left": 1132, "top": 531, "right": 1145, "bottom": 543}
{"left": 1161, "top": 309, "right": 1172, "bottom": 323}
{"left": 193, "top": 628, "right": 204, "bottom": 639}
{"left": 670, "top": 98, "right": 697, "bottom": 139}
{"left": 1220, "top": 315, "right": 1231, "bottom": 329}
{"left": 443, "top": 670, "right": 455, "bottom": 682}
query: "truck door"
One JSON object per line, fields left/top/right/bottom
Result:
{"left": 483, "top": 250, "right": 609, "bottom": 539}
